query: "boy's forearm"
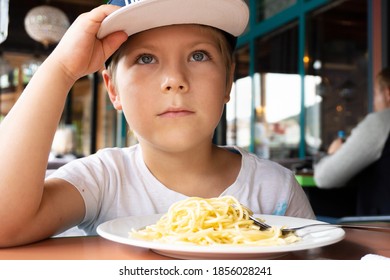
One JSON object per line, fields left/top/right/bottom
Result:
{"left": 0, "top": 4, "right": 124, "bottom": 245}
{"left": 0, "top": 55, "right": 76, "bottom": 230}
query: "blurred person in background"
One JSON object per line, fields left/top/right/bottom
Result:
{"left": 314, "top": 67, "right": 390, "bottom": 215}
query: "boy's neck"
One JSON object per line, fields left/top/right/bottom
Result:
{"left": 139, "top": 143, "right": 241, "bottom": 198}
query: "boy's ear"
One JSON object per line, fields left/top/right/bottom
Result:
{"left": 102, "top": 69, "right": 122, "bottom": 110}
{"left": 224, "top": 63, "right": 235, "bottom": 103}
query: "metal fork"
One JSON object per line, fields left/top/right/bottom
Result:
{"left": 234, "top": 203, "right": 390, "bottom": 234}
{"left": 232, "top": 204, "right": 271, "bottom": 230}
{"left": 247, "top": 213, "right": 272, "bottom": 230}
{"left": 280, "top": 223, "right": 390, "bottom": 235}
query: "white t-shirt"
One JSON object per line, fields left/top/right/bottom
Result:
{"left": 48, "top": 144, "right": 315, "bottom": 234}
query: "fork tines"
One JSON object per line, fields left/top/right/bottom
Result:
{"left": 250, "top": 216, "right": 271, "bottom": 230}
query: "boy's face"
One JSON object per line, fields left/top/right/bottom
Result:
{"left": 104, "top": 24, "right": 233, "bottom": 151}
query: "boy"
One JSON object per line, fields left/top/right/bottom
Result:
{"left": 0, "top": 0, "right": 314, "bottom": 247}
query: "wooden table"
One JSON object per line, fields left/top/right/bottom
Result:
{"left": 1, "top": 226, "right": 390, "bottom": 260}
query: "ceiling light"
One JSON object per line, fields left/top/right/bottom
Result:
{"left": 24, "top": 5, "right": 70, "bottom": 47}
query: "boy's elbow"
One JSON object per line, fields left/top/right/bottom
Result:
{"left": 0, "top": 230, "right": 22, "bottom": 248}
{"left": 0, "top": 221, "right": 48, "bottom": 248}
{"left": 0, "top": 227, "right": 28, "bottom": 248}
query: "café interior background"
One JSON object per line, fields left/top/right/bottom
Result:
{"left": 0, "top": 0, "right": 388, "bottom": 165}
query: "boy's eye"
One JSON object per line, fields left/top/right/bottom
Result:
{"left": 190, "top": 51, "right": 210, "bottom": 62}
{"left": 136, "top": 54, "right": 156, "bottom": 64}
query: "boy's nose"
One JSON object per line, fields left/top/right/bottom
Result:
{"left": 162, "top": 81, "right": 187, "bottom": 92}
{"left": 160, "top": 66, "right": 189, "bottom": 93}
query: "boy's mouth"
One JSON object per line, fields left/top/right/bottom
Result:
{"left": 158, "top": 107, "right": 195, "bottom": 118}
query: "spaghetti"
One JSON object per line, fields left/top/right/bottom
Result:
{"left": 130, "top": 196, "right": 300, "bottom": 246}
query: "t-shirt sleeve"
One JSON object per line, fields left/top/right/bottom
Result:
{"left": 46, "top": 154, "right": 105, "bottom": 231}
{"left": 284, "top": 174, "right": 316, "bottom": 219}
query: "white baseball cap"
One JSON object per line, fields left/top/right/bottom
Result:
{"left": 98, "top": 0, "right": 249, "bottom": 40}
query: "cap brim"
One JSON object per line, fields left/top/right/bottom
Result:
{"left": 97, "top": 0, "right": 249, "bottom": 39}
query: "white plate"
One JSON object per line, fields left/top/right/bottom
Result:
{"left": 97, "top": 214, "right": 345, "bottom": 259}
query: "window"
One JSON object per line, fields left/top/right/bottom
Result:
{"left": 256, "top": 0, "right": 297, "bottom": 22}
{"left": 254, "top": 23, "right": 301, "bottom": 159}
{"left": 305, "top": 0, "right": 368, "bottom": 151}
{"left": 227, "top": 45, "right": 251, "bottom": 149}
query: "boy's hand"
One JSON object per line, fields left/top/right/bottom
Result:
{"left": 50, "top": 4, "right": 127, "bottom": 82}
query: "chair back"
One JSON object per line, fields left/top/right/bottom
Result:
{"left": 352, "top": 132, "right": 390, "bottom": 215}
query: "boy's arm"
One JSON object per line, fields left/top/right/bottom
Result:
{"left": 0, "top": 5, "right": 127, "bottom": 247}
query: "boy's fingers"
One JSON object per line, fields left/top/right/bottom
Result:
{"left": 83, "top": 5, "right": 128, "bottom": 60}
{"left": 88, "top": 4, "right": 122, "bottom": 23}
{"left": 69, "top": 4, "right": 121, "bottom": 36}
{"left": 102, "top": 31, "right": 128, "bottom": 59}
